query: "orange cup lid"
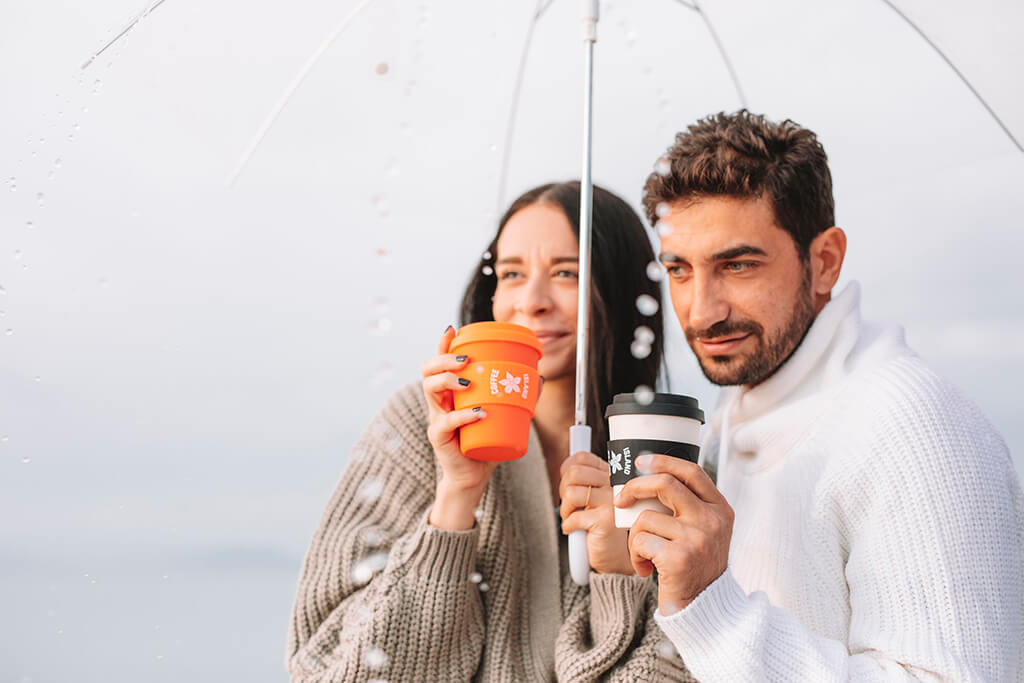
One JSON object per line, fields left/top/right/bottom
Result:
{"left": 449, "top": 321, "right": 543, "bottom": 356}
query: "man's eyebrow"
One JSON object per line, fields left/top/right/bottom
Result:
{"left": 712, "top": 245, "right": 768, "bottom": 261}
{"left": 659, "top": 245, "right": 768, "bottom": 265}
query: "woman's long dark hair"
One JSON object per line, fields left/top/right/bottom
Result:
{"left": 459, "top": 181, "right": 664, "bottom": 453}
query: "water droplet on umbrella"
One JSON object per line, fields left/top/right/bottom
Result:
{"left": 636, "top": 294, "right": 659, "bottom": 316}
{"left": 36, "top": 193, "right": 45, "bottom": 207}
{"left": 626, "top": 30, "right": 637, "bottom": 46}
{"left": 399, "top": 121, "right": 411, "bottom": 136}
{"left": 5, "top": 329, "right": 13, "bottom": 336}
{"left": 358, "top": 479, "right": 385, "bottom": 503}
{"left": 0, "top": 285, "right": 6, "bottom": 295}
{"left": 34, "top": 376, "right": 41, "bottom": 382}
{"left": 478, "top": 582, "right": 490, "bottom": 592}
{"left": 0, "top": 310, "right": 4, "bottom": 317}
{"left": 155, "top": 654, "right": 165, "bottom": 661}
{"left": 54, "top": 158, "right": 62, "bottom": 168}
{"left": 489, "top": 144, "right": 498, "bottom": 153}
{"left": 473, "top": 507, "right": 484, "bottom": 520}
{"left": 635, "top": 385, "right": 654, "bottom": 405}
{"left": 657, "top": 638, "right": 677, "bottom": 659}
{"left": 634, "top": 325, "right": 655, "bottom": 345}
{"left": 646, "top": 261, "right": 664, "bottom": 282}
{"left": 376, "top": 247, "right": 392, "bottom": 263}
{"left": 375, "top": 297, "right": 390, "bottom": 316}
{"left": 369, "top": 318, "right": 393, "bottom": 335}
{"left": 482, "top": 250, "right": 492, "bottom": 260}
{"left": 375, "top": 62, "right": 389, "bottom": 75}
{"left": 351, "top": 552, "right": 389, "bottom": 585}
{"left": 364, "top": 645, "right": 388, "bottom": 670}
{"left": 654, "top": 157, "right": 671, "bottom": 176}
{"left": 14, "top": 250, "right": 23, "bottom": 261}
{"left": 39, "top": 137, "right": 46, "bottom": 145}
{"left": 656, "top": 220, "right": 673, "bottom": 238}
{"left": 25, "top": 221, "right": 32, "bottom": 229}
{"left": 481, "top": 265, "right": 494, "bottom": 276}
{"left": 630, "top": 340, "right": 652, "bottom": 359}
{"left": 360, "top": 526, "right": 385, "bottom": 547}
{"left": 1, "top": 435, "right": 8, "bottom": 443}
{"left": 469, "top": 572, "right": 483, "bottom": 584}
{"left": 92, "top": 79, "right": 102, "bottom": 94}
{"left": 67, "top": 134, "right": 75, "bottom": 143}
{"left": 72, "top": 123, "right": 80, "bottom": 131}
{"left": 655, "top": 202, "right": 671, "bottom": 218}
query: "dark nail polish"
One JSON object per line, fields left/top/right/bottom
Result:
{"left": 458, "top": 378, "right": 470, "bottom": 387}
{"left": 472, "top": 406, "right": 482, "bottom": 412}
{"left": 443, "top": 324, "right": 453, "bottom": 334}
{"left": 455, "top": 355, "right": 467, "bottom": 363}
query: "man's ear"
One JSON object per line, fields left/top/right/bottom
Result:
{"left": 809, "top": 227, "right": 847, "bottom": 297}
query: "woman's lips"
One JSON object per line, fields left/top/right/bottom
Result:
{"left": 698, "top": 334, "right": 751, "bottom": 354}
{"left": 534, "top": 331, "right": 571, "bottom": 344}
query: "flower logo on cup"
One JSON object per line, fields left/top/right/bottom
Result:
{"left": 498, "top": 372, "right": 521, "bottom": 394}
{"left": 608, "top": 450, "right": 624, "bottom": 474}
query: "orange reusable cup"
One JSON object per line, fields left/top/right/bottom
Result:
{"left": 448, "top": 321, "right": 543, "bottom": 461}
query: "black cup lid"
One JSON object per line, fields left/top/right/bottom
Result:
{"left": 604, "top": 392, "right": 705, "bottom": 423}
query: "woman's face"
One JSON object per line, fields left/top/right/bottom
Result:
{"left": 492, "top": 203, "right": 579, "bottom": 381}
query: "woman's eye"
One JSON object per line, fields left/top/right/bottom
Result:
{"left": 497, "top": 270, "right": 522, "bottom": 280}
{"left": 555, "top": 270, "right": 579, "bottom": 279}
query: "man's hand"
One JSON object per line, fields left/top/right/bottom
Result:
{"left": 616, "top": 453, "right": 734, "bottom": 615}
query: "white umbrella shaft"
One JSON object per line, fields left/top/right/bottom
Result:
{"left": 569, "top": 0, "right": 599, "bottom": 587}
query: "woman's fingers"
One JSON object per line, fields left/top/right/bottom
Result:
{"left": 558, "top": 462, "right": 609, "bottom": 499}
{"left": 559, "top": 482, "right": 612, "bottom": 521}
{"left": 560, "top": 507, "right": 605, "bottom": 535}
{"left": 560, "top": 450, "right": 609, "bottom": 476}
{"left": 426, "top": 407, "right": 486, "bottom": 447}
{"left": 437, "top": 325, "right": 456, "bottom": 356}
{"left": 421, "top": 353, "right": 469, "bottom": 379}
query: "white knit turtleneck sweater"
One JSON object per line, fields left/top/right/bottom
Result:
{"left": 655, "top": 281, "right": 1024, "bottom": 681}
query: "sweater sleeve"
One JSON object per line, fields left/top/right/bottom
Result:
{"left": 655, "top": 378, "right": 1024, "bottom": 682}
{"left": 286, "top": 383, "right": 486, "bottom": 682}
{"left": 555, "top": 572, "right": 697, "bottom": 682}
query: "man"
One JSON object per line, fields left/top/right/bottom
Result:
{"left": 617, "top": 110, "right": 1023, "bottom": 680}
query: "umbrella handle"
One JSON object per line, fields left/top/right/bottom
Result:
{"left": 568, "top": 424, "right": 592, "bottom": 585}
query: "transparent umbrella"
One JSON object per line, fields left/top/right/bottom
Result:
{"left": 2, "top": 0, "right": 1023, "bottom": 680}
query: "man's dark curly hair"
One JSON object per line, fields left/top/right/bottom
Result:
{"left": 642, "top": 110, "right": 835, "bottom": 260}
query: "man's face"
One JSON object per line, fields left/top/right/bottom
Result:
{"left": 658, "top": 195, "right": 816, "bottom": 387}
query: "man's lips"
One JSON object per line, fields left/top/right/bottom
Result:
{"left": 698, "top": 334, "right": 751, "bottom": 354}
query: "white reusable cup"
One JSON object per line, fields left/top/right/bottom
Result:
{"left": 605, "top": 393, "right": 705, "bottom": 528}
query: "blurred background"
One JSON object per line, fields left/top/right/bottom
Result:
{"left": 2, "top": 0, "right": 1022, "bottom": 681}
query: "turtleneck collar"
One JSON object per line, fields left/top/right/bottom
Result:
{"left": 702, "top": 281, "right": 912, "bottom": 479}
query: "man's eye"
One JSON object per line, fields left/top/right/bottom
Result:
{"left": 666, "top": 265, "right": 689, "bottom": 277}
{"left": 726, "top": 261, "right": 757, "bottom": 272}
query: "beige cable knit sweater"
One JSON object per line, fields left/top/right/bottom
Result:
{"left": 287, "top": 381, "right": 696, "bottom": 682}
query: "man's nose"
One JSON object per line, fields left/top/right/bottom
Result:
{"left": 688, "top": 274, "right": 729, "bottom": 333}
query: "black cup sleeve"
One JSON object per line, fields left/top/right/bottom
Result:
{"left": 605, "top": 439, "right": 700, "bottom": 487}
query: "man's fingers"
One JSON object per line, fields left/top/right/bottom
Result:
{"left": 615, "top": 473, "right": 703, "bottom": 517}
{"left": 638, "top": 454, "right": 724, "bottom": 504}
{"left": 627, "top": 530, "right": 665, "bottom": 577}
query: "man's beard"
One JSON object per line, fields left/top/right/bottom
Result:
{"left": 686, "top": 268, "right": 816, "bottom": 387}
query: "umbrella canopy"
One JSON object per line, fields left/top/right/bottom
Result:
{"left": 2, "top": 0, "right": 1023, "bottom": 680}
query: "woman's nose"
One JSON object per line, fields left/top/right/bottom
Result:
{"left": 517, "top": 274, "right": 553, "bottom": 316}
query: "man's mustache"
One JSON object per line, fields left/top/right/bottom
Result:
{"left": 685, "top": 319, "right": 763, "bottom": 343}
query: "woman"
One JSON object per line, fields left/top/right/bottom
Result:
{"left": 286, "top": 182, "right": 695, "bottom": 682}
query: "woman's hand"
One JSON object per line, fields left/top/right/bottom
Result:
{"left": 559, "top": 451, "right": 634, "bottom": 575}
{"left": 423, "top": 325, "right": 497, "bottom": 531}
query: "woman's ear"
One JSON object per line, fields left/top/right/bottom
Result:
{"left": 809, "top": 227, "right": 847, "bottom": 297}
